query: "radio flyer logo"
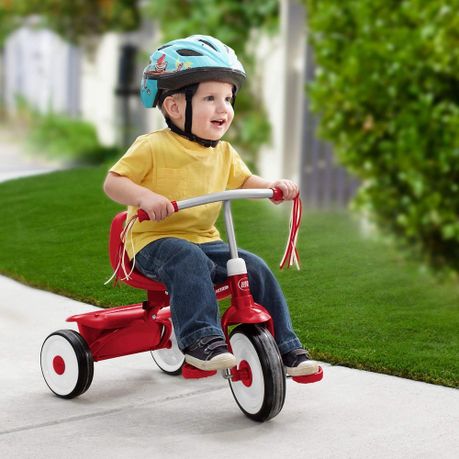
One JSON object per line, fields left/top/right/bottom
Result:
{"left": 238, "top": 279, "right": 250, "bottom": 291}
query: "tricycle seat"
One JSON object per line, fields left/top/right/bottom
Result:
{"left": 109, "top": 211, "right": 166, "bottom": 291}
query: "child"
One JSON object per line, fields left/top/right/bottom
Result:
{"left": 103, "top": 35, "right": 318, "bottom": 376}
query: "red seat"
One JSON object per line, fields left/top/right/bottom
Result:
{"left": 109, "top": 212, "right": 166, "bottom": 291}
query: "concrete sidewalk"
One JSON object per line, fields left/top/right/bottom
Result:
{"left": 0, "top": 275, "right": 458, "bottom": 459}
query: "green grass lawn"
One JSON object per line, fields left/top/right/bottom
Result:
{"left": 0, "top": 166, "right": 458, "bottom": 388}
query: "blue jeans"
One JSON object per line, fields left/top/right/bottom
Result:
{"left": 135, "top": 238, "right": 302, "bottom": 355}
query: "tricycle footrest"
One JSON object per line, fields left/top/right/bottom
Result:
{"left": 181, "top": 363, "right": 217, "bottom": 379}
{"left": 292, "top": 366, "right": 323, "bottom": 384}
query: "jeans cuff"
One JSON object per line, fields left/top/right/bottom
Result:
{"left": 179, "top": 326, "right": 225, "bottom": 350}
{"left": 276, "top": 337, "right": 302, "bottom": 355}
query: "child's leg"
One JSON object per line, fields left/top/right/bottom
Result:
{"left": 238, "top": 249, "right": 305, "bottom": 355}
{"left": 200, "top": 241, "right": 302, "bottom": 355}
{"left": 201, "top": 242, "right": 319, "bottom": 376}
{"left": 135, "top": 238, "right": 224, "bottom": 350}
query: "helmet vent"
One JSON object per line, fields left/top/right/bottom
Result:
{"left": 158, "top": 44, "right": 171, "bottom": 51}
{"left": 198, "top": 39, "right": 218, "bottom": 51}
{"left": 177, "top": 49, "right": 203, "bottom": 56}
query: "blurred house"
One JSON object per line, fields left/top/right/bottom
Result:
{"left": 2, "top": 0, "right": 357, "bottom": 207}
{"left": 3, "top": 19, "right": 161, "bottom": 147}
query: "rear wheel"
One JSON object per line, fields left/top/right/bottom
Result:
{"left": 151, "top": 319, "right": 185, "bottom": 375}
{"left": 40, "top": 329, "right": 94, "bottom": 399}
{"left": 229, "top": 324, "right": 286, "bottom": 422}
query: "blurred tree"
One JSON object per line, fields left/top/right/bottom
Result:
{"left": 304, "top": 0, "right": 459, "bottom": 274}
{"left": 143, "top": 0, "right": 279, "bottom": 166}
{"left": 143, "top": 0, "right": 278, "bottom": 47}
{"left": 0, "top": 1, "right": 20, "bottom": 45}
{"left": 0, "top": 0, "right": 140, "bottom": 45}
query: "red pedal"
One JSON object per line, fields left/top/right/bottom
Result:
{"left": 292, "top": 366, "right": 323, "bottom": 384}
{"left": 181, "top": 363, "right": 217, "bottom": 379}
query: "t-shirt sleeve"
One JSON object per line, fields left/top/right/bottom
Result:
{"left": 226, "top": 144, "right": 252, "bottom": 189}
{"left": 109, "top": 136, "right": 153, "bottom": 184}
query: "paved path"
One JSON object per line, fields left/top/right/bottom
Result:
{"left": 0, "top": 126, "right": 458, "bottom": 458}
{"left": 0, "top": 126, "right": 62, "bottom": 182}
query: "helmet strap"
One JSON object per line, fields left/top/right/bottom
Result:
{"left": 165, "top": 117, "right": 219, "bottom": 148}
{"left": 184, "top": 87, "right": 194, "bottom": 135}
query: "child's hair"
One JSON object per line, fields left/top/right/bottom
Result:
{"left": 140, "top": 35, "right": 246, "bottom": 147}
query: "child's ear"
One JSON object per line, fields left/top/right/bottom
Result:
{"left": 162, "top": 95, "right": 183, "bottom": 120}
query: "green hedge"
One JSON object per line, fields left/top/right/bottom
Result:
{"left": 304, "top": 0, "right": 459, "bottom": 274}
{"left": 28, "top": 111, "right": 120, "bottom": 165}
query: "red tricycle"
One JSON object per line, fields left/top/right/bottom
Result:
{"left": 40, "top": 188, "right": 322, "bottom": 422}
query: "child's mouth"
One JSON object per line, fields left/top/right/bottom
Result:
{"left": 211, "top": 119, "right": 225, "bottom": 127}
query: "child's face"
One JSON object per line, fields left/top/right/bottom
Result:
{"left": 173, "top": 81, "right": 235, "bottom": 141}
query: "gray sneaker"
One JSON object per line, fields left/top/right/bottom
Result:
{"left": 184, "top": 335, "right": 237, "bottom": 371}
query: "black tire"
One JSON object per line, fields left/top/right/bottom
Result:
{"left": 40, "top": 329, "right": 94, "bottom": 399}
{"left": 229, "top": 324, "right": 286, "bottom": 422}
{"left": 151, "top": 319, "right": 185, "bottom": 375}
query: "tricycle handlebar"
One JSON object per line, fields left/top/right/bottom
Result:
{"left": 129, "top": 186, "right": 300, "bottom": 270}
{"left": 174, "top": 187, "right": 283, "bottom": 211}
{"left": 137, "top": 187, "right": 284, "bottom": 222}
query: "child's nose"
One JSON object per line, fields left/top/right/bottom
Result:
{"left": 216, "top": 99, "right": 228, "bottom": 113}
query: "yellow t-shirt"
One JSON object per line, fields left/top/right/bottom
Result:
{"left": 109, "top": 128, "right": 252, "bottom": 258}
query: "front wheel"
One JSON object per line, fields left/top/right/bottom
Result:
{"left": 150, "top": 319, "right": 185, "bottom": 375}
{"left": 40, "top": 329, "right": 94, "bottom": 399}
{"left": 229, "top": 324, "right": 286, "bottom": 422}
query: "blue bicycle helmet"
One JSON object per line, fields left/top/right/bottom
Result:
{"left": 140, "top": 35, "right": 246, "bottom": 147}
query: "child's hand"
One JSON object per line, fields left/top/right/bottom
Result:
{"left": 138, "top": 191, "right": 175, "bottom": 221}
{"left": 270, "top": 179, "right": 299, "bottom": 203}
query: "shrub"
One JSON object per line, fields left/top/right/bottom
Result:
{"left": 28, "top": 112, "right": 120, "bottom": 164}
{"left": 304, "top": 0, "right": 459, "bottom": 273}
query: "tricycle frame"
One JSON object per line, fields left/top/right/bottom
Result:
{"left": 41, "top": 188, "right": 323, "bottom": 420}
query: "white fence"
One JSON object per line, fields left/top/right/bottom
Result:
{"left": 3, "top": 26, "right": 140, "bottom": 146}
{"left": 4, "top": 26, "right": 80, "bottom": 117}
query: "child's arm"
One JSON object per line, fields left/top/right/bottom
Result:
{"left": 103, "top": 172, "right": 174, "bottom": 221}
{"left": 241, "top": 175, "right": 299, "bottom": 201}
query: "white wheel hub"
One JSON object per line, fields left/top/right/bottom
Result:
{"left": 151, "top": 326, "right": 184, "bottom": 373}
{"left": 229, "top": 332, "right": 265, "bottom": 414}
{"left": 41, "top": 334, "right": 79, "bottom": 396}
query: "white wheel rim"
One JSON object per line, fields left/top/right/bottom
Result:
{"left": 151, "top": 325, "right": 184, "bottom": 372}
{"left": 230, "top": 332, "right": 265, "bottom": 414}
{"left": 41, "top": 335, "right": 79, "bottom": 396}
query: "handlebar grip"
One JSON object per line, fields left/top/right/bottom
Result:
{"left": 137, "top": 201, "right": 179, "bottom": 221}
{"left": 271, "top": 187, "right": 284, "bottom": 202}
{"left": 137, "top": 209, "right": 149, "bottom": 222}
